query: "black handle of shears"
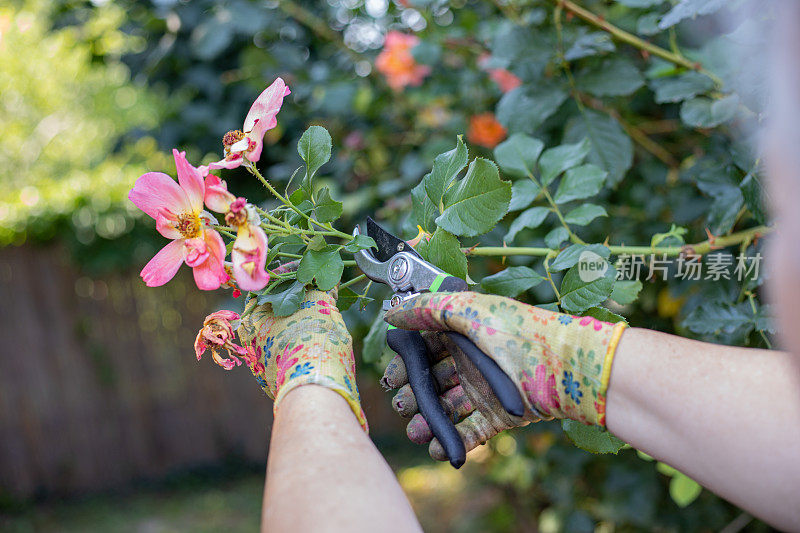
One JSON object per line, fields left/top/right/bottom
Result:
{"left": 435, "top": 276, "right": 526, "bottom": 418}
{"left": 386, "top": 328, "right": 466, "bottom": 468}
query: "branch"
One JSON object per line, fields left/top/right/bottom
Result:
{"left": 465, "top": 225, "right": 771, "bottom": 258}
{"left": 551, "top": 0, "right": 723, "bottom": 86}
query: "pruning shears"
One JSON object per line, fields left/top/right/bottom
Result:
{"left": 353, "top": 217, "right": 525, "bottom": 468}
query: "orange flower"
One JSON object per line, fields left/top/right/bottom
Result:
{"left": 375, "top": 31, "right": 430, "bottom": 91}
{"left": 478, "top": 54, "right": 522, "bottom": 93}
{"left": 467, "top": 113, "right": 507, "bottom": 149}
{"left": 488, "top": 68, "right": 522, "bottom": 93}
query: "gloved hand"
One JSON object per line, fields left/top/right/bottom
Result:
{"left": 382, "top": 291, "right": 626, "bottom": 460}
{"left": 237, "top": 289, "right": 368, "bottom": 432}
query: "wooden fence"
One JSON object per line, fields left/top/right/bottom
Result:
{"left": 0, "top": 243, "right": 274, "bottom": 500}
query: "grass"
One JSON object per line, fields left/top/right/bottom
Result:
{"left": 0, "top": 474, "right": 264, "bottom": 533}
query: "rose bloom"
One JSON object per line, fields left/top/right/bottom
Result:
{"left": 467, "top": 113, "right": 507, "bottom": 149}
{"left": 375, "top": 31, "right": 431, "bottom": 91}
{"left": 488, "top": 68, "right": 522, "bottom": 93}
{"left": 478, "top": 53, "right": 522, "bottom": 93}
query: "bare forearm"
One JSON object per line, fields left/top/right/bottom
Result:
{"left": 606, "top": 328, "right": 800, "bottom": 530}
{"left": 264, "top": 385, "right": 422, "bottom": 532}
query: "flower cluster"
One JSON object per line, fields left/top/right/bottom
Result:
{"left": 128, "top": 78, "right": 291, "bottom": 293}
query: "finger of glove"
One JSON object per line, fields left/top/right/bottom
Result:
{"left": 382, "top": 352, "right": 460, "bottom": 391}
{"left": 428, "top": 410, "right": 501, "bottom": 462}
{"left": 391, "top": 357, "right": 463, "bottom": 417}
{"left": 405, "top": 384, "right": 475, "bottom": 444}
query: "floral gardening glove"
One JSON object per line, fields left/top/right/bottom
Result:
{"left": 236, "top": 290, "right": 368, "bottom": 432}
{"left": 383, "top": 292, "right": 626, "bottom": 460}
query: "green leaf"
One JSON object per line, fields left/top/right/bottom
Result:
{"left": 658, "top": 0, "right": 727, "bottom": 30}
{"left": 425, "top": 228, "right": 468, "bottom": 280}
{"left": 436, "top": 158, "right": 512, "bottom": 237}
{"left": 493, "top": 133, "right": 544, "bottom": 179}
{"left": 314, "top": 187, "right": 343, "bottom": 223}
{"left": 505, "top": 206, "right": 549, "bottom": 243}
{"left": 562, "top": 420, "right": 626, "bottom": 454}
{"left": 584, "top": 306, "right": 627, "bottom": 324}
{"left": 539, "top": 138, "right": 591, "bottom": 186}
{"left": 696, "top": 180, "right": 744, "bottom": 234}
{"left": 336, "top": 287, "right": 359, "bottom": 311}
{"left": 298, "top": 125, "right": 332, "bottom": 185}
{"left": 636, "top": 12, "right": 662, "bottom": 36}
{"left": 740, "top": 171, "right": 765, "bottom": 224}
{"left": 289, "top": 188, "right": 309, "bottom": 205}
{"left": 411, "top": 181, "right": 439, "bottom": 234}
{"left": 306, "top": 235, "right": 327, "bottom": 251}
{"left": 650, "top": 72, "right": 715, "bottom": 104}
{"left": 363, "top": 313, "right": 389, "bottom": 363}
{"left": 680, "top": 95, "right": 739, "bottom": 128}
{"left": 496, "top": 83, "right": 568, "bottom": 134}
{"left": 610, "top": 280, "right": 643, "bottom": 305}
{"left": 553, "top": 164, "right": 608, "bottom": 204}
{"left": 545, "top": 227, "right": 570, "bottom": 249}
{"left": 287, "top": 199, "right": 314, "bottom": 226}
{"left": 683, "top": 302, "right": 753, "bottom": 335}
{"left": 669, "top": 472, "right": 702, "bottom": 507}
{"left": 256, "top": 281, "right": 305, "bottom": 317}
{"left": 651, "top": 224, "right": 688, "bottom": 247}
{"left": 269, "top": 234, "right": 305, "bottom": 255}
{"left": 564, "top": 28, "right": 615, "bottom": 61}
{"left": 344, "top": 234, "right": 377, "bottom": 253}
{"left": 296, "top": 245, "right": 344, "bottom": 291}
{"left": 564, "top": 203, "right": 608, "bottom": 226}
{"left": 424, "top": 136, "right": 469, "bottom": 207}
{"left": 481, "top": 266, "right": 545, "bottom": 297}
{"left": 549, "top": 244, "right": 610, "bottom": 272}
{"left": 564, "top": 110, "right": 633, "bottom": 186}
{"left": 509, "top": 180, "right": 540, "bottom": 211}
{"left": 576, "top": 57, "right": 644, "bottom": 97}
{"left": 560, "top": 265, "right": 615, "bottom": 313}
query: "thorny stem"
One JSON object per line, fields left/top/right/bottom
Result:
{"left": 550, "top": 0, "right": 724, "bottom": 87}
{"left": 249, "top": 164, "right": 353, "bottom": 240}
{"left": 467, "top": 225, "right": 771, "bottom": 258}
{"left": 553, "top": 5, "right": 681, "bottom": 174}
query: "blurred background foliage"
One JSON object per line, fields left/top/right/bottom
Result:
{"left": 0, "top": 0, "right": 773, "bottom": 530}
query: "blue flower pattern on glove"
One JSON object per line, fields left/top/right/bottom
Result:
{"left": 562, "top": 371, "right": 582, "bottom": 404}
{"left": 289, "top": 361, "right": 314, "bottom": 379}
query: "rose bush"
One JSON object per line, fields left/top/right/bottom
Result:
{"left": 9, "top": 0, "right": 774, "bottom": 528}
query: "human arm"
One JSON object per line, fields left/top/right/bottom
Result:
{"left": 264, "top": 384, "right": 422, "bottom": 532}
{"left": 607, "top": 327, "right": 800, "bottom": 531}
{"left": 225, "top": 290, "right": 421, "bottom": 532}
{"left": 383, "top": 291, "right": 800, "bottom": 531}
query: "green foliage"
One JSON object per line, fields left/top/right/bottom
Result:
{"left": 298, "top": 125, "right": 333, "bottom": 193}
{"left": 435, "top": 158, "right": 511, "bottom": 237}
{"left": 481, "top": 266, "right": 545, "bottom": 298}
{"left": 9, "top": 0, "right": 775, "bottom": 525}
{"left": 0, "top": 0, "right": 163, "bottom": 249}
{"left": 552, "top": 165, "right": 607, "bottom": 204}
{"left": 257, "top": 281, "right": 306, "bottom": 317}
{"left": 296, "top": 245, "right": 344, "bottom": 292}
{"left": 561, "top": 420, "right": 626, "bottom": 454}
{"left": 559, "top": 266, "right": 616, "bottom": 314}
{"left": 425, "top": 228, "right": 468, "bottom": 280}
